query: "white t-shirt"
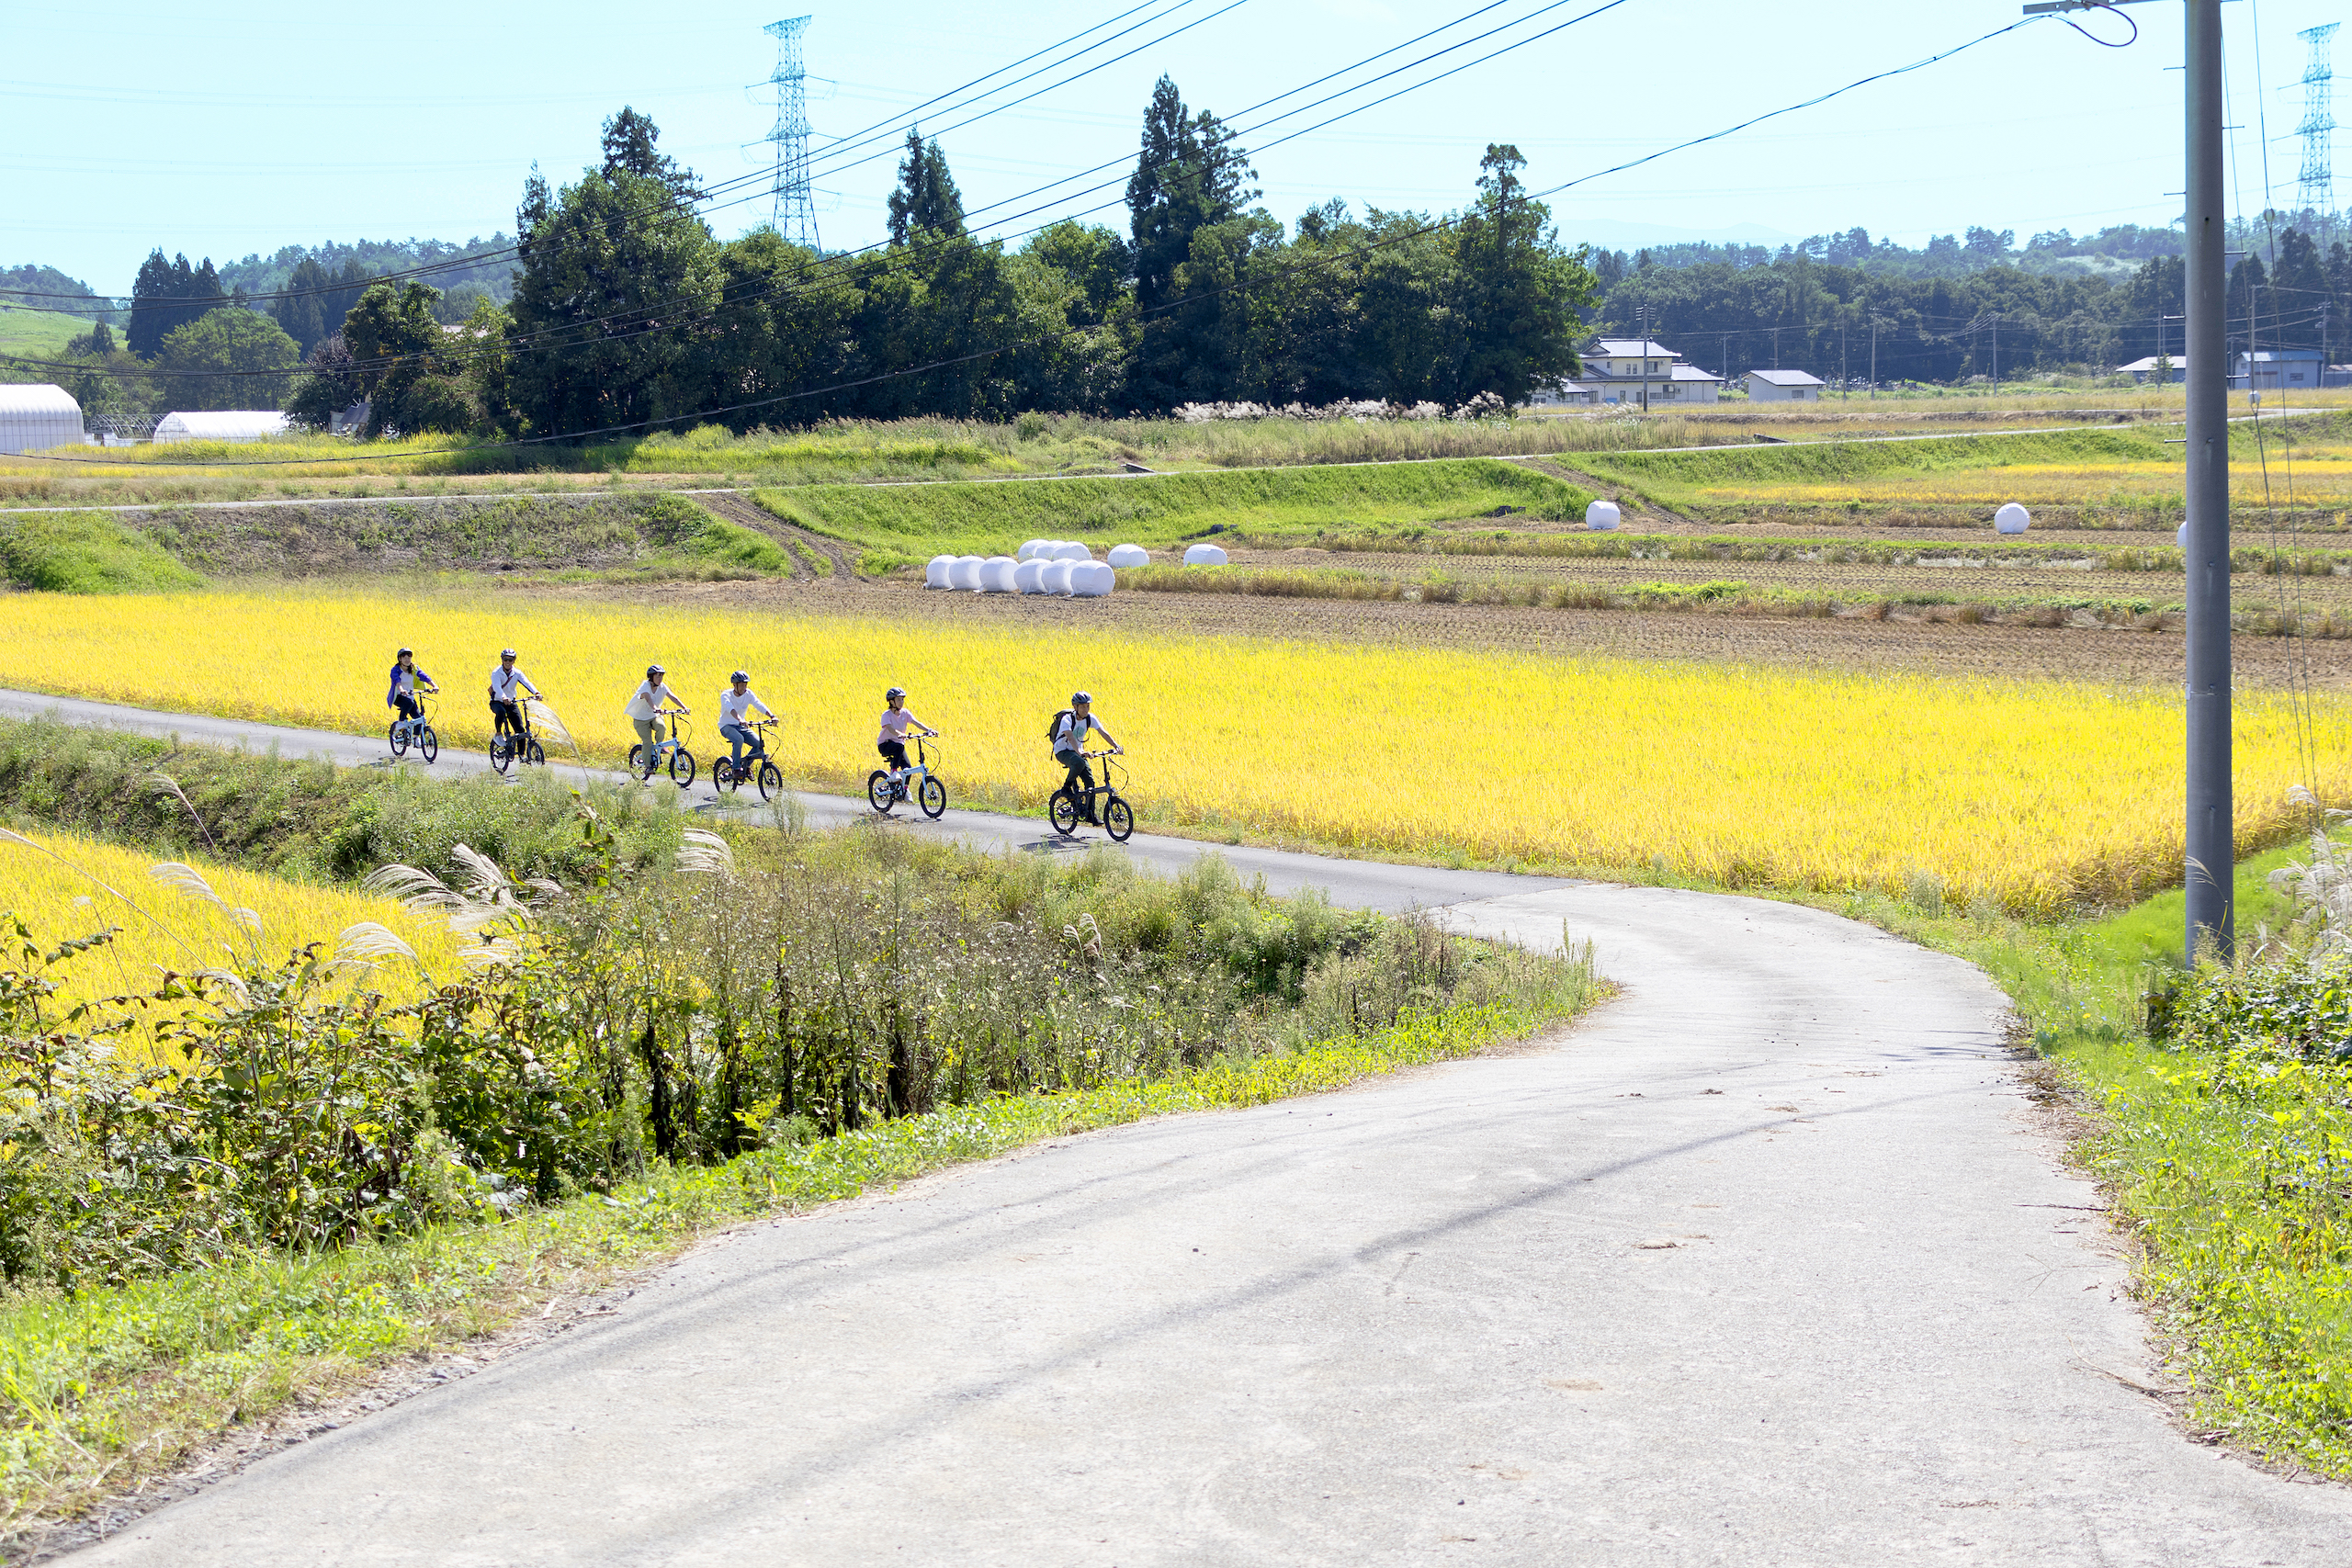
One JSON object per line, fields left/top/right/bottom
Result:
{"left": 625, "top": 681, "right": 679, "bottom": 721}
{"left": 490, "top": 665, "right": 538, "bottom": 703}
{"left": 877, "top": 707, "right": 926, "bottom": 744}
{"left": 720, "top": 688, "right": 767, "bottom": 728}
{"left": 1051, "top": 711, "right": 1102, "bottom": 755}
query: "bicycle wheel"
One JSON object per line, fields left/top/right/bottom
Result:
{"left": 866, "top": 770, "right": 896, "bottom": 814}
{"left": 669, "top": 749, "right": 696, "bottom": 788}
{"left": 1103, "top": 795, "right": 1133, "bottom": 842}
{"left": 489, "top": 735, "right": 512, "bottom": 775}
{"left": 389, "top": 722, "right": 408, "bottom": 758}
{"left": 418, "top": 726, "right": 438, "bottom": 764}
{"left": 919, "top": 775, "right": 946, "bottom": 818}
{"left": 526, "top": 739, "right": 544, "bottom": 767}
{"left": 757, "top": 761, "right": 782, "bottom": 801}
{"left": 1048, "top": 787, "right": 1080, "bottom": 837}
{"left": 712, "top": 759, "right": 736, "bottom": 793}
{"left": 628, "top": 743, "right": 645, "bottom": 774}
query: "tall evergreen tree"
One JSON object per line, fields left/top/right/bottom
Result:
{"left": 1448, "top": 145, "right": 1597, "bottom": 406}
{"left": 600, "top": 107, "right": 705, "bottom": 202}
{"left": 1124, "top": 76, "right": 1255, "bottom": 319}
{"left": 887, "top": 130, "right": 966, "bottom": 246}
{"left": 2225, "top": 251, "right": 2269, "bottom": 357}
{"left": 126, "top": 249, "right": 227, "bottom": 358}
{"left": 2270, "top": 229, "right": 2329, "bottom": 349}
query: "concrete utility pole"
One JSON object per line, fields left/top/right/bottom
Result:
{"left": 2028, "top": 0, "right": 2229, "bottom": 963}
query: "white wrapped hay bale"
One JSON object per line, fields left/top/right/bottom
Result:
{"left": 1183, "top": 543, "right": 1228, "bottom": 566}
{"left": 1017, "top": 539, "right": 1050, "bottom": 561}
{"left": 949, "top": 555, "right": 985, "bottom": 592}
{"left": 2177, "top": 523, "right": 2189, "bottom": 547}
{"left": 1585, "top": 500, "right": 1620, "bottom": 532}
{"left": 925, "top": 555, "right": 956, "bottom": 589}
{"left": 1107, "top": 543, "right": 1149, "bottom": 568}
{"left": 1052, "top": 541, "right": 1092, "bottom": 562}
{"left": 1995, "top": 502, "right": 2030, "bottom": 536}
{"left": 1014, "top": 558, "right": 1047, "bottom": 593}
{"left": 1069, "top": 561, "right": 1114, "bottom": 597}
{"left": 979, "top": 556, "right": 1018, "bottom": 593}
{"left": 1041, "top": 559, "right": 1075, "bottom": 596}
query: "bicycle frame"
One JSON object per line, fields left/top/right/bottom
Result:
{"left": 391, "top": 694, "right": 435, "bottom": 738}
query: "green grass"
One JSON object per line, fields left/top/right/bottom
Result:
{"left": 0, "top": 513, "right": 204, "bottom": 594}
{"left": 755, "top": 458, "right": 1594, "bottom": 558}
{"left": 0, "top": 307, "right": 86, "bottom": 361}
{"left": 0, "top": 983, "right": 1590, "bottom": 1545}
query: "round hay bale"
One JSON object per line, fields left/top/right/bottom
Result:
{"left": 948, "top": 555, "right": 985, "bottom": 592}
{"left": 1585, "top": 500, "right": 1621, "bottom": 532}
{"left": 1069, "top": 561, "right": 1114, "bottom": 597}
{"left": 925, "top": 555, "right": 956, "bottom": 589}
{"left": 979, "top": 556, "right": 1019, "bottom": 593}
{"left": 1017, "top": 539, "right": 1050, "bottom": 561}
{"left": 1183, "top": 542, "right": 1228, "bottom": 566}
{"left": 1107, "top": 543, "right": 1149, "bottom": 568}
{"left": 1052, "top": 541, "right": 1092, "bottom": 562}
{"left": 1041, "top": 559, "right": 1076, "bottom": 595}
{"left": 1994, "top": 502, "right": 2030, "bottom": 535}
{"left": 1014, "top": 558, "right": 1047, "bottom": 593}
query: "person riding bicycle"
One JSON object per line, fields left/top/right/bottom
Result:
{"left": 876, "top": 686, "right": 936, "bottom": 783}
{"left": 386, "top": 648, "right": 437, "bottom": 727}
{"left": 1049, "top": 691, "right": 1120, "bottom": 825}
{"left": 625, "top": 664, "right": 690, "bottom": 779}
{"left": 489, "top": 648, "right": 542, "bottom": 742}
{"left": 719, "top": 671, "right": 775, "bottom": 772}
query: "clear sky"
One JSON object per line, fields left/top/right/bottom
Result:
{"left": 3, "top": 0, "right": 2339, "bottom": 296}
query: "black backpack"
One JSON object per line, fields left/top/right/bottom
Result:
{"left": 1046, "top": 708, "right": 1074, "bottom": 742}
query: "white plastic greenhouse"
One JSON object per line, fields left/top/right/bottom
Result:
{"left": 0, "top": 384, "right": 83, "bottom": 455}
{"left": 154, "top": 411, "right": 290, "bottom": 444}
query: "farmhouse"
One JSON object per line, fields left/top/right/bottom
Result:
{"left": 154, "top": 411, "right": 291, "bottom": 444}
{"left": 1577, "top": 339, "right": 1724, "bottom": 405}
{"left": 0, "top": 383, "right": 83, "bottom": 455}
{"left": 2230, "top": 348, "right": 2325, "bottom": 391}
{"left": 1744, "top": 368, "right": 1826, "bottom": 401}
{"left": 1528, "top": 378, "right": 1606, "bottom": 406}
{"left": 2117, "top": 355, "right": 2190, "bottom": 385}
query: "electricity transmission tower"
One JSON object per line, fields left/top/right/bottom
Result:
{"left": 763, "top": 16, "right": 820, "bottom": 249}
{"left": 2296, "top": 23, "right": 2338, "bottom": 217}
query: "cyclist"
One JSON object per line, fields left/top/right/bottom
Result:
{"left": 1048, "top": 691, "right": 1121, "bottom": 825}
{"left": 386, "top": 647, "right": 436, "bottom": 728}
{"left": 489, "top": 648, "right": 542, "bottom": 744}
{"left": 625, "top": 663, "right": 690, "bottom": 779}
{"left": 876, "top": 686, "right": 936, "bottom": 784}
{"left": 719, "top": 671, "right": 776, "bottom": 773}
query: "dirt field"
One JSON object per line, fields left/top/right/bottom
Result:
{"left": 526, "top": 572, "right": 2352, "bottom": 690}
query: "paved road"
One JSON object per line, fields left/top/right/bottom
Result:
{"left": 55, "top": 888, "right": 2352, "bottom": 1565}
{"left": 0, "top": 690, "right": 1553, "bottom": 912}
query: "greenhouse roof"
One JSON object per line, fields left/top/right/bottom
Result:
{"left": 154, "top": 411, "right": 290, "bottom": 442}
{"left": 0, "top": 384, "right": 80, "bottom": 417}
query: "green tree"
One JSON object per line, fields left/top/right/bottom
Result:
{"left": 887, "top": 130, "right": 967, "bottom": 246}
{"left": 154, "top": 308, "right": 301, "bottom": 412}
{"left": 283, "top": 334, "right": 366, "bottom": 433}
{"left": 502, "top": 118, "right": 723, "bottom": 440}
{"left": 127, "top": 249, "right": 227, "bottom": 358}
{"left": 1124, "top": 76, "right": 1258, "bottom": 408}
{"left": 600, "top": 106, "right": 705, "bottom": 202}
{"left": 2270, "top": 229, "right": 2329, "bottom": 350}
{"left": 1447, "top": 145, "right": 1597, "bottom": 406}
{"left": 341, "top": 281, "right": 479, "bottom": 435}
{"left": 270, "top": 255, "right": 374, "bottom": 357}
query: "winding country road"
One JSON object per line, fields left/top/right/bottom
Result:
{"left": 9, "top": 692, "right": 2352, "bottom": 1564}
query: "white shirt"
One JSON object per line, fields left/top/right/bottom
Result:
{"left": 490, "top": 665, "right": 539, "bottom": 703}
{"left": 1051, "top": 711, "right": 1102, "bottom": 754}
{"left": 625, "top": 680, "right": 680, "bottom": 721}
{"left": 878, "top": 707, "right": 927, "bottom": 744}
{"left": 720, "top": 688, "right": 769, "bottom": 728}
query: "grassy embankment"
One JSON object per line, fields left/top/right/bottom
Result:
{"left": 0, "top": 307, "right": 86, "bottom": 362}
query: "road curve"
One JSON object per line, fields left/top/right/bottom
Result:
{"left": 9, "top": 691, "right": 2350, "bottom": 1561}
{"left": 49, "top": 886, "right": 2352, "bottom": 1565}
{"left": 0, "top": 689, "right": 1556, "bottom": 913}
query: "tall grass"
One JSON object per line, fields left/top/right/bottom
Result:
{"left": 0, "top": 512, "right": 202, "bottom": 593}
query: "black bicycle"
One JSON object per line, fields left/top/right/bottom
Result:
{"left": 628, "top": 712, "right": 697, "bottom": 787}
{"left": 488, "top": 700, "right": 546, "bottom": 774}
{"left": 714, "top": 717, "right": 785, "bottom": 800}
{"left": 388, "top": 693, "right": 439, "bottom": 763}
{"left": 1049, "top": 750, "right": 1132, "bottom": 841}
{"left": 866, "top": 734, "right": 947, "bottom": 818}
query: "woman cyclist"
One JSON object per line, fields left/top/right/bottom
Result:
{"left": 386, "top": 647, "right": 436, "bottom": 728}
{"left": 876, "top": 686, "right": 937, "bottom": 784}
{"left": 625, "top": 664, "right": 690, "bottom": 781}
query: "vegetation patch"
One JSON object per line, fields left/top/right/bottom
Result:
{"left": 755, "top": 458, "right": 1594, "bottom": 558}
{"left": 0, "top": 513, "right": 203, "bottom": 594}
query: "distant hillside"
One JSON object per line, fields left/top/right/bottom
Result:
{"left": 0, "top": 264, "right": 124, "bottom": 325}
{"left": 216, "top": 237, "right": 518, "bottom": 305}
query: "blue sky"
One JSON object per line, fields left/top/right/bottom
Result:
{"left": 3, "top": 0, "right": 2339, "bottom": 294}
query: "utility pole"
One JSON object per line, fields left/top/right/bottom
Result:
{"left": 1841, "top": 321, "right": 1849, "bottom": 400}
{"left": 2029, "top": 0, "right": 2228, "bottom": 963}
{"left": 1870, "top": 317, "right": 1883, "bottom": 398}
{"left": 1990, "top": 313, "right": 2000, "bottom": 389}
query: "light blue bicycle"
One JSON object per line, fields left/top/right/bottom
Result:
{"left": 388, "top": 693, "right": 439, "bottom": 763}
{"left": 628, "top": 712, "right": 697, "bottom": 786}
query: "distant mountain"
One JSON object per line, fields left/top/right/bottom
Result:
{"left": 215, "top": 237, "right": 517, "bottom": 305}
{"left": 0, "top": 263, "right": 124, "bottom": 325}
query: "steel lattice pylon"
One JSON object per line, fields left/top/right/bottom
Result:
{"left": 764, "top": 16, "right": 820, "bottom": 249}
{"left": 2296, "top": 22, "right": 2338, "bottom": 218}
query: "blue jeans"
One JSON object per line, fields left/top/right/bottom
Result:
{"left": 722, "top": 722, "right": 759, "bottom": 766}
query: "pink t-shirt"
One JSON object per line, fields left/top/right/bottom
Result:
{"left": 877, "top": 707, "right": 925, "bottom": 744}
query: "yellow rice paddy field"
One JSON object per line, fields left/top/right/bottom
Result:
{"left": 0, "top": 586, "right": 2344, "bottom": 915}
{"left": 1, "top": 825, "right": 462, "bottom": 1016}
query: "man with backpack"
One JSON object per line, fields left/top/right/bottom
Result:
{"left": 1048, "top": 691, "right": 1121, "bottom": 825}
